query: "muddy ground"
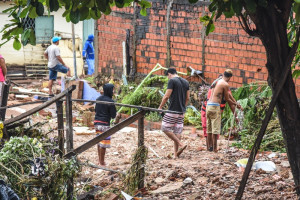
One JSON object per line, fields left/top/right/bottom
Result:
{"left": 5, "top": 80, "right": 297, "bottom": 200}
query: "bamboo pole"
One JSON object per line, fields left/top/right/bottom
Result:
{"left": 56, "top": 100, "right": 64, "bottom": 157}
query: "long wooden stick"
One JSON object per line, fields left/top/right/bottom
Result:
{"left": 3, "top": 85, "right": 76, "bottom": 126}
{"left": 64, "top": 110, "right": 146, "bottom": 159}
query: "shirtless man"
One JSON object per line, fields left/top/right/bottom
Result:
{"left": 206, "top": 69, "right": 241, "bottom": 152}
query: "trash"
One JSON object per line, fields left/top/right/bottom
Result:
{"left": 121, "top": 191, "right": 133, "bottom": 200}
{"left": 254, "top": 161, "right": 276, "bottom": 172}
{"left": 267, "top": 153, "right": 277, "bottom": 158}
{"left": 183, "top": 177, "right": 193, "bottom": 185}
{"left": 235, "top": 158, "right": 248, "bottom": 168}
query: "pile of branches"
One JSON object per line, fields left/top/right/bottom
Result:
{"left": 117, "top": 76, "right": 168, "bottom": 121}
{"left": 221, "top": 83, "right": 285, "bottom": 152}
{"left": 0, "top": 136, "right": 80, "bottom": 199}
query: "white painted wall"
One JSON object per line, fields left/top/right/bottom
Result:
{"left": 0, "top": 2, "right": 25, "bottom": 66}
{"left": 0, "top": 2, "right": 84, "bottom": 76}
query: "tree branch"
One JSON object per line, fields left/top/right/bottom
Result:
{"left": 238, "top": 15, "right": 258, "bottom": 37}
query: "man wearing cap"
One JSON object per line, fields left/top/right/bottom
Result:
{"left": 44, "top": 36, "right": 70, "bottom": 96}
{"left": 82, "top": 34, "right": 95, "bottom": 75}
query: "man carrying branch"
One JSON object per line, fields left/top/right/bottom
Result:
{"left": 159, "top": 68, "right": 189, "bottom": 158}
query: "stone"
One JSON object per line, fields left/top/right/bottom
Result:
{"left": 151, "top": 182, "right": 183, "bottom": 194}
{"left": 155, "top": 177, "right": 164, "bottom": 184}
{"left": 281, "top": 161, "right": 290, "bottom": 167}
{"left": 225, "top": 188, "right": 235, "bottom": 194}
{"left": 183, "top": 177, "right": 193, "bottom": 185}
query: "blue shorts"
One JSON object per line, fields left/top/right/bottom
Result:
{"left": 49, "top": 64, "right": 69, "bottom": 80}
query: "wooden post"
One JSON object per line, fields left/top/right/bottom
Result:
{"left": 66, "top": 89, "right": 74, "bottom": 200}
{"left": 166, "top": 0, "right": 174, "bottom": 68}
{"left": 56, "top": 100, "right": 64, "bottom": 157}
{"left": 0, "top": 81, "right": 10, "bottom": 139}
{"left": 129, "top": 2, "right": 138, "bottom": 80}
{"left": 138, "top": 113, "right": 145, "bottom": 189}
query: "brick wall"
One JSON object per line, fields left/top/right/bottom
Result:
{"left": 96, "top": 0, "right": 300, "bottom": 97}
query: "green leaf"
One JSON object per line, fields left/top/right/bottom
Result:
{"left": 70, "top": 9, "right": 80, "bottom": 24}
{"left": 13, "top": 38, "right": 22, "bottom": 50}
{"left": 245, "top": 0, "right": 257, "bottom": 13}
{"left": 90, "top": 8, "right": 101, "bottom": 19}
{"left": 206, "top": 20, "right": 215, "bottom": 35}
{"left": 62, "top": 10, "right": 70, "bottom": 17}
{"left": 49, "top": 0, "right": 59, "bottom": 12}
{"left": 140, "top": 8, "right": 147, "bottom": 16}
{"left": 103, "top": 6, "right": 112, "bottom": 15}
{"left": 292, "top": 69, "right": 300, "bottom": 79}
{"left": 36, "top": 2, "right": 44, "bottom": 16}
{"left": 232, "top": 0, "right": 242, "bottom": 14}
{"left": 11, "top": 27, "right": 23, "bottom": 35}
{"left": 189, "top": 0, "right": 198, "bottom": 3}
{"left": 138, "top": 0, "right": 151, "bottom": 8}
{"left": 200, "top": 15, "right": 210, "bottom": 23}
{"left": 295, "top": 0, "right": 300, "bottom": 3}
{"left": 258, "top": 0, "right": 268, "bottom": 7}
{"left": 224, "top": 5, "right": 235, "bottom": 18}
{"left": 115, "top": 0, "right": 125, "bottom": 8}
{"left": 209, "top": 1, "right": 217, "bottom": 12}
{"left": 21, "top": 28, "right": 31, "bottom": 45}
{"left": 28, "top": 7, "right": 38, "bottom": 18}
{"left": 79, "top": 7, "right": 90, "bottom": 21}
{"left": 96, "top": 0, "right": 109, "bottom": 12}
{"left": 29, "top": 29, "right": 36, "bottom": 45}
{"left": 19, "top": 7, "right": 30, "bottom": 18}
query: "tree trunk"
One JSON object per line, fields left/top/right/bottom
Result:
{"left": 253, "top": 3, "right": 300, "bottom": 195}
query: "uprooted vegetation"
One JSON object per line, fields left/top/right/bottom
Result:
{"left": 221, "top": 82, "right": 285, "bottom": 152}
{"left": 0, "top": 128, "right": 81, "bottom": 199}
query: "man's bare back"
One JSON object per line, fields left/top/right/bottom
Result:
{"left": 209, "top": 79, "right": 230, "bottom": 104}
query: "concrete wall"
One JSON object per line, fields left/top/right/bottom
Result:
{"left": 95, "top": 0, "right": 300, "bottom": 97}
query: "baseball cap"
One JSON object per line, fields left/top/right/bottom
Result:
{"left": 52, "top": 36, "right": 61, "bottom": 43}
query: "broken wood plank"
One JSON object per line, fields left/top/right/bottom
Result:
{"left": 64, "top": 110, "right": 146, "bottom": 159}
{"left": 4, "top": 85, "right": 76, "bottom": 126}
{"left": 0, "top": 101, "right": 45, "bottom": 110}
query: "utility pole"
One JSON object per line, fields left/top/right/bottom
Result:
{"left": 71, "top": 23, "right": 77, "bottom": 79}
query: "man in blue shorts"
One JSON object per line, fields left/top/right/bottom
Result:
{"left": 158, "top": 68, "right": 189, "bottom": 158}
{"left": 44, "top": 36, "right": 71, "bottom": 96}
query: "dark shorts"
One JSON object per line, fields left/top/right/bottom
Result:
{"left": 49, "top": 64, "right": 69, "bottom": 80}
{"left": 161, "top": 113, "right": 184, "bottom": 134}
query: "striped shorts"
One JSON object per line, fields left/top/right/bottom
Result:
{"left": 95, "top": 125, "right": 111, "bottom": 148}
{"left": 161, "top": 113, "right": 184, "bottom": 134}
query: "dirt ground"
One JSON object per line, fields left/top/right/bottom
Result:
{"left": 5, "top": 81, "right": 297, "bottom": 200}
{"left": 73, "top": 126, "right": 296, "bottom": 200}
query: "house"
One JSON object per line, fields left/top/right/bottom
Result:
{"left": 0, "top": 1, "right": 95, "bottom": 79}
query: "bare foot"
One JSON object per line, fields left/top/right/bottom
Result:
{"left": 176, "top": 145, "right": 187, "bottom": 157}
{"left": 99, "top": 162, "right": 106, "bottom": 166}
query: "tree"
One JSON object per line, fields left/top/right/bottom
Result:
{"left": 0, "top": 0, "right": 151, "bottom": 49}
{"left": 198, "top": 0, "right": 300, "bottom": 198}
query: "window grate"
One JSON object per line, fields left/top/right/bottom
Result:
{"left": 22, "top": 17, "right": 35, "bottom": 30}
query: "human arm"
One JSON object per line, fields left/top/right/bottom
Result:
{"left": 185, "top": 90, "right": 190, "bottom": 107}
{"left": 0, "top": 58, "right": 7, "bottom": 80}
{"left": 82, "top": 42, "right": 88, "bottom": 59}
{"left": 44, "top": 51, "right": 48, "bottom": 60}
{"left": 158, "top": 89, "right": 172, "bottom": 110}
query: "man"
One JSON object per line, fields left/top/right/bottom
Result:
{"left": 206, "top": 69, "right": 241, "bottom": 152}
{"left": 82, "top": 34, "right": 95, "bottom": 75}
{"left": 158, "top": 68, "right": 189, "bottom": 158}
{"left": 201, "top": 74, "right": 238, "bottom": 151}
{"left": 44, "top": 36, "right": 70, "bottom": 96}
